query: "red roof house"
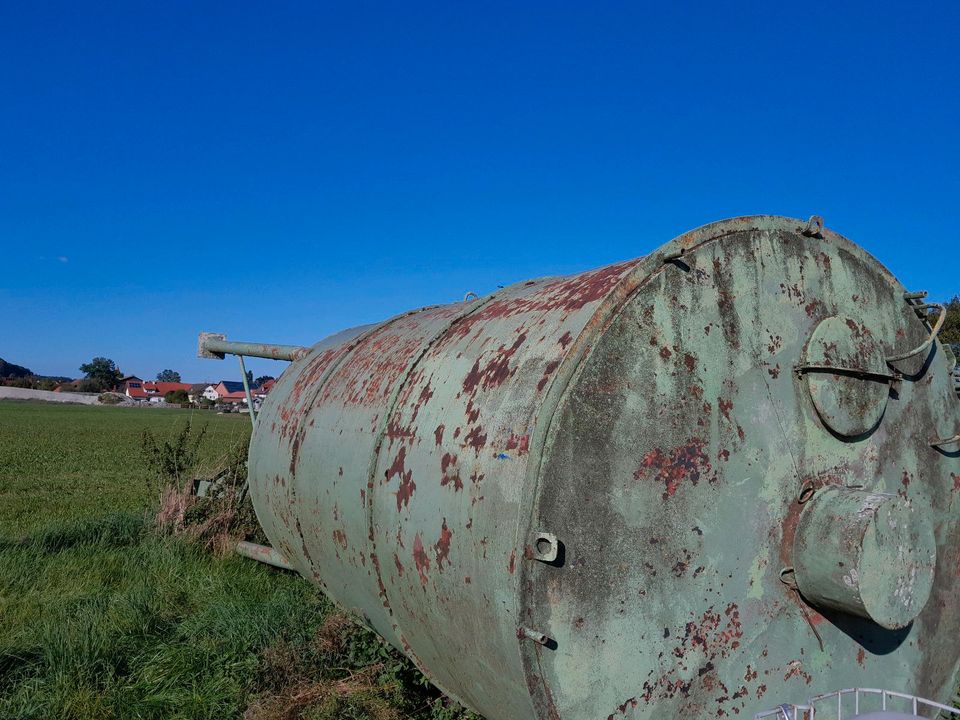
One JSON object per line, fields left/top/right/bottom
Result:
{"left": 142, "top": 381, "right": 193, "bottom": 401}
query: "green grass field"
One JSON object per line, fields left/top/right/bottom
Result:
{"left": 0, "top": 403, "right": 250, "bottom": 537}
{"left": 0, "top": 401, "right": 473, "bottom": 720}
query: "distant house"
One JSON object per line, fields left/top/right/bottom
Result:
{"left": 259, "top": 378, "right": 277, "bottom": 393}
{"left": 118, "top": 376, "right": 147, "bottom": 399}
{"left": 204, "top": 379, "right": 276, "bottom": 405}
{"left": 142, "top": 381, "right": 193, "bottom": 403}
{"left": 210, "top": 380, "right": 249, "bottom": 404}
{"left": 188, "top": 383, "right": 212, "bottom": 403}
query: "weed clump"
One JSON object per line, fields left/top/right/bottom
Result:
{"left": 246, "top": 612, "right": 475, "bottom": 720}
{"left": 141, "top": 420, "right": 262, "bottom": 552}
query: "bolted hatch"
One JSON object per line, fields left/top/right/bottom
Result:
{"left": 800, "top": 314, "right": 894, "bottom": 438}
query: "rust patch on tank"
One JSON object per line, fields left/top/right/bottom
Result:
{"left": 537, "top": 359, "right": 561, "bottom": 391}
{"left": 505, "top": 433, "right": 530, "bottom": 455}
{"left": 440, "top": 452, "right": 463, "bottom": 491}
{"left": 413, "top": 533, "right": 431, "bottom": 587}
{"left": 635, "top": 604, "right": 746, "bottom": 712}
{"left": 462, "top": 333, "right": 528, "bottom": 395}
{"left": 386, "top": 446, "right": 417, "bottom": 511}
{"left": 464, "top": 425, "right": 488, "bottom": 454}
{"left": 633, "top": 438, "right": 715, "bottom": 500}
{"left": 434, "top": 519, "right": 453, "bottom": 570}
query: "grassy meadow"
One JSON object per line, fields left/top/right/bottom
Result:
{"left": 0, "top": 401, "right": 473, "bottom": 720}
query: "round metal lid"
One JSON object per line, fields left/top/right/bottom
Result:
{"left": 803, "top": 315, "right": 891, "bottom": 437}
{"left": 859, "top": 498, "right": 937, "bottom": 629}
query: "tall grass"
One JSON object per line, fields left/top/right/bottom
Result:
{"left": 0, "top": 403, "right": 475, "bottom": 719}
{"left": 0, "top": 513, "right": 472, "bottom": 719}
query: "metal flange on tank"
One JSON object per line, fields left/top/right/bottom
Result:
{"left": 789, "top": 486, "right": 936, "bottom": 630}
{"left": 200, "top": 215, "right": 960, "bottom": 720}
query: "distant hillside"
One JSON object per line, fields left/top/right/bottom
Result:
{"left": 0, "top": 358, "right": 33, "bottom": 378}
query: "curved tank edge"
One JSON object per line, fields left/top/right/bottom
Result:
{"left": 512, "top": 214, "right": 955, "bottom": 719}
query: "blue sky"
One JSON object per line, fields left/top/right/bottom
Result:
{"left": 2, "top": 2, "right": 958, "bottom": 381}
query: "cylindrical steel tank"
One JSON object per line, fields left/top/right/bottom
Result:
{"left": 248, "top": 216, "right": 960, "bottom": 719}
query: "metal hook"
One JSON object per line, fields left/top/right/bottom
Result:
{"left": 779, "top": 567, "right": 798, "bottom": 589}
{"left": 801, "top": 215, "right": 824, "bottom": 237}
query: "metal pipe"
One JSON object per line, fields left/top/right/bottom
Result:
{"left": 198, "top": 332, "right": 310, "bottom": 362}
{"left": 236, "top": 541, "right": 293, "bottom": 570}
{"left": 237, "top": 355, "right": 257, "bottom": 427}
{"left": 885, "top": 302, "right": 946, "bottom": 363}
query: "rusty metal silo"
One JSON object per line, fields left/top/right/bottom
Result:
{"left": 203, "top": 215, "right": 960, "bottom": 719}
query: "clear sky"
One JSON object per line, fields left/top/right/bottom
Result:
{"left": 2, "top": 2, "right": 958, "bottom": 382}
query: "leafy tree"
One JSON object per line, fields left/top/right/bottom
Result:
{"left": 79, "top": 357, "right": 122, "bottom": 391}
{"left": 245, "top": 370, "right": 254, "bottom": 388}
{"left": 254, "top": 375, "right": 275, "bottom": 386}
{"left": 164, "top": 389, "right": 190, "bottom": 404}
{"left": 63, "top": 378, "right": 101, "bottom": 393}
{"left": 156, "top": 369, "right": 182, "bottom": 383}
{"left": 940, "top": 295, "right": 960, "bottom": 347}
{"left": 0, "top": 358, "right": 33, "bottom": 378}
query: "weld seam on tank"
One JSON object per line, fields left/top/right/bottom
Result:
{"left": 511, "top": 218, "right": 834, "bottom": 716}
{"left": 513, "top": 223, "right": 782, "bottom": 716}
{"left": 512, "top": 249, "right": 691, "bottom": 713}
{"left": 280, "top": 319, "right": 398, "bottom": 576}
{"left": 360, "top": 295, "right": 498, "bottom": 652}
{"left": 270, "top": 293, "right": 503, "bottom": 714}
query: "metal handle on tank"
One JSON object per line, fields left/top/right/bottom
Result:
{"left": 931, "top": 433, "right": 960, "bottom": 449}
{"left": 885, "top": 301, "right": 946, "bottom": 364}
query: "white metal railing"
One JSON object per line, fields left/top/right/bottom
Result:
{"left": 754, "top": 688, "right": 960, "bottom": 719}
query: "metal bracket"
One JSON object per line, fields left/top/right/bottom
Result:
{"left": 931, "top": 434, "right": 960, "bottom": 449}
{"left": 778, "top": 567, "right": 798, "bottom": 589}
{"left": 801, "top": 215, "right": 824, "bottom": 237}
{"left": 885, "top": 300, "right": 947, "bottom": 364}
{"left": 517, "top": 626, "right": 552, "bottom": 646}
{"left": 530, "top": 531, "right": 560, "bottom": 563}
{"left": 660, "top": 248, "right": 686, "bottom": 263}
{"left": 198, "top": 332, "right": 227, "bottom": 359}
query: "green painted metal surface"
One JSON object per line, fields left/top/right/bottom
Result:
{"left": 245, "top": 216, "right": 960, "bottom": 719}
{"left": 792, "top": 486, "right": 936, "bottom": 630}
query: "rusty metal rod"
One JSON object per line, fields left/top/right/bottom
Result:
{"left": 885, "top": 302, "right": 946, "bottom": 364}
{"left": 236, "top": 541, "right": 293, "bottom": 570}
{"left": 199, "top": 332, "right": 310, "bottom": 362}
{"left": 931, "top": 433, "right": 960, "bottom": 449}
{"left": 237, "top": 355, "right": 257, "bottom": 427}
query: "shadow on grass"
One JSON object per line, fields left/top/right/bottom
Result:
{"left": 0, "top": 513, "right": 146, "bottom": 554}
